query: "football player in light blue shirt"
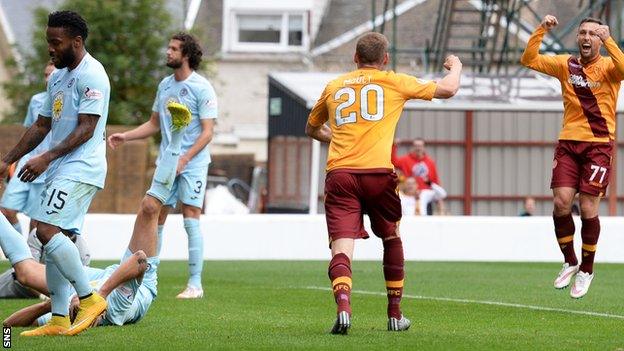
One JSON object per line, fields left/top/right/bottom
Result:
{"left": 0, "top": 61, "right": 55, "bottom": 234}
{"left": 2, "top": 101, "right": 193, "bottom": 331}
{"left": 0, "top": 11, "right": 109, "bottom": 336}
{"left": 108, "top": 32, "right": 217, "bottom": 299}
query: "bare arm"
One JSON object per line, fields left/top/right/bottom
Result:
{"left": 18, "top": 114, "right": 100, "bottom": 182}
{"left": 123, "top": 112, "right": 161, "bottom": 141}
{"left": 108, "top": 112, "right": 161, "bottom": 150}
{"left": 0, "top": 116, "right": 51, "bottom": 177}
{"left": 177, "top": 119, "right": 215, "bottom": 174}
{"left": 433, "top": 55, "right": 462, "bottom": 99}
{"left": 305, "top": 122, "right": 332, "bottom": 143}
{"left": 3, "top": 300, "right": 51, "bottom": 327}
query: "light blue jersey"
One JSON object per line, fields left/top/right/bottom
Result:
{"left": 39, "top": 53, "right": 110, "bottom": 189}
{"left": 16, "top": 92, "right": 50, "bottom": 184}
{"left": 152, "top": 71, "right": 217, "bottom": 171}
{"left": 23, "top": 92, "right": 47, "bottom": 127}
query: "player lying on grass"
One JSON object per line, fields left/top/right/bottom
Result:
{"left": 1, "top": 101, "right": 191, "bottom": 333}
{"left": 3, "top": 239, "right": 153, "bottom": 328}
{"left": 0, "top": 229, "right": 89, "bottom": 299}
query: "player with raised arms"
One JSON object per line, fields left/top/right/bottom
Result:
{"left": 521, "top": 15, "right": 624, "bottom": 298}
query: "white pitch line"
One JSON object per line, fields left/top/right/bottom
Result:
{"left": 304, "top": 286, "right": 624, "bottom": 320}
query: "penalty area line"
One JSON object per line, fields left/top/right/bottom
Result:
{"left": 303, "top": 286, "right": 624, "bottom": 320}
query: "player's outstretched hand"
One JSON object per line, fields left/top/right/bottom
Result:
{"left": 595, "top": 25, "right": 611, "bottom": 42}
{"left": 541, "top": 15, "right": 558, "bottom": 30}
{"left": 443, "top": 55, "right": 462, "bottom": 70}
{"left": 107, "top": 133, "right": 126, "bottom": 150}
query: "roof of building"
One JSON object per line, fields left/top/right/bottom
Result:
{"left": 269, "top": 70, "right": 624, "bottom": 112}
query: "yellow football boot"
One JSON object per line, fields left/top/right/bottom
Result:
{"left": 20, "top": 315, "right": 69, "bottom": 336}
{"left": 65, "top": 292, "right": 107, "bottom": 336}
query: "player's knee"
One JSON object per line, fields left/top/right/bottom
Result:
{"left": 134, "top": 250, "right": 149, "bottom": 273}
{"left": 181, "top": 205, "right": 201, "bottom": 218}
{"left": 553, "top": 196, "right": 572, "bottom": 213}
{"left": 14, "top": 268, "right": 33, "bottom": 289}
{"left": 579, "top": 202, "right": 598, "bottom": 218}
{"left": 139, "top": 197, "right": 162, "bottom": 218}
{"left": 35, "top": 223, "right": 58, "bottom": 244}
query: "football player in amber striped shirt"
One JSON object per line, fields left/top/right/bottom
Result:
{"left": 521, "top": 15, "right": 624, "bottom": 298}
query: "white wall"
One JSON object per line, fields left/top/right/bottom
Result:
{"left": 18, "top": 214, "right": 624, "bottom": 262}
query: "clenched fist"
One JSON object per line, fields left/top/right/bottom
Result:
{"left": 443, "top": 55, "right": 462, "bottom": 70}
{"left": 541, "top": 15, "right": 558, "bottom": 31}
{"left": 595, "top": 25, "right": 611, "bottom": 42}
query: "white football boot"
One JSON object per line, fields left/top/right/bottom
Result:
{"left": 176, "top": 285, "right": 204, "bottom": 299}
{"left": 388, "top": 315, "right": 411, "bottom": 331}
{"left": 570, "top": 271, "right": 594, "bottom": 299}
{"left": 554, "top": 263, "right": 579, "bottom": 289}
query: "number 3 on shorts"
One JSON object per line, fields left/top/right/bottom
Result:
{"left": 589, "top": 165, "right": 607, "bottom": 184}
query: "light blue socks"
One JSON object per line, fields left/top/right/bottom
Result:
{"left": 156, "top": 225, "right": 164, "bottom": 257}
{"left": 11, "top": 221, "right": 22, "bottom": 235}
{"left": 0, "top": 213, "right": 32, "bottom": 265}
{"left": 45, "top": 254, "right": 72, "bottom": 316}
{"left": 153, "top": 127, "right": 184, "bottom": 187}
{"left": 184, "top": 218, "right": 203, "bottom": 288}
{"left": 45, "top": 233, "right": 92, "bottom": 297}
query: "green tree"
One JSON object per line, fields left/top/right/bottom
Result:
{"left": 3, "top": 0, "right": 174, "bottom": 125}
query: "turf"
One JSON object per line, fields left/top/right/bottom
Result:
{"left": 1, "top": 260, "right": 623, "bottom": 350}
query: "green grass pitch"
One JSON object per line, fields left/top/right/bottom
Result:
{"left": 1, "top": 260, "right": 623, "bottom": 350}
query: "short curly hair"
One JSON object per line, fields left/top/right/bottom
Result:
{"left": 171, "top": 32, "right": 203, "bottom": 70}
{"left": 48, "top": 10, "right": 88, "bottom": 40}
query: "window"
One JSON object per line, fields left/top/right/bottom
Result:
{"left": 288, "top": 15, "right": 303, "bottom": 46}
{"left": 238, "top": 15, "right": 281, "bottom": 43}
{"left": 229, "top": 12, "right": 308, "bottom": 52}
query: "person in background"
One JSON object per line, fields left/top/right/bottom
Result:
{"left": 520, "top": 197, "right": 536, "bottom": 216}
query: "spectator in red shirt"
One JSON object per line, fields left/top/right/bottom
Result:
{"left": 392, "top": 138, "right": 440, "bottom": 190}
{"left": 392, "top": 138, "right": 445, "bottom": 215}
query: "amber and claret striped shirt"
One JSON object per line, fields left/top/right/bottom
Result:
{"left": 307, "top": 68, "right": 437, "bottom": 172}
{"left": 521, "top": 26, "right": 624, "bottom": 142}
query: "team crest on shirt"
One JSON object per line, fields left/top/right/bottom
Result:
{"left": 67, "top": 78, "right": 75, "bottom": 88}
{"left": 52, "top": 91, "right": 64, "bottom": 121}
{"left": 180, "top": 87, "right": 188, "bottom": 96}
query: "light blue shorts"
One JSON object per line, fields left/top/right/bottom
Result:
{"left": 31, "top": 178, "right": 98, "bottom": 234}
{"left": 147, "top": 166, "right": 208, "bottom": 208}
{"left": 0, "top": 175, "right": 44, "bottom": 217}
